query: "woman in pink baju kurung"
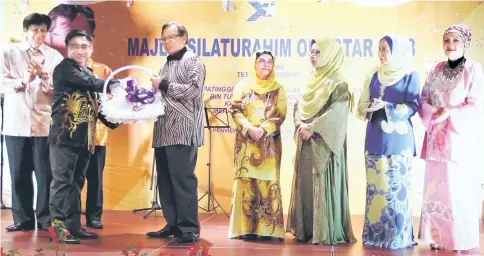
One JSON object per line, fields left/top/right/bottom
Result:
{"left": 418, "top": 24, "right": 483, "bottom": 252}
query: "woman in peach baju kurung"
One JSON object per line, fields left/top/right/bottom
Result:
{"left": 418, "top": 24, "right": 483, "bottom": 252}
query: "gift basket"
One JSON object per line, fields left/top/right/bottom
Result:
{"left": 99, "top": 65, "right": 165, "bottom": 124}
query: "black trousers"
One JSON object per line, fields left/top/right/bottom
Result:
{"left": 5, "top": 136, "right": 52, "bottom": 226}
{"left": 49, "top": 143, "right": 90, "bottom": 231}
{"left": 155, "top": 145, "right": 200, "bottom": 235}
{"left": 84, "top": 145, "right": 106, "bottom": 222}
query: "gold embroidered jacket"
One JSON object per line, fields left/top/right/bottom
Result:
{"left": 48, "top": 58, "right": 117, "bottom": 153}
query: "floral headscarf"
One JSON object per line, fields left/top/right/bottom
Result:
{"left": 444, "top": 24, "right": 472, "bottom": 51}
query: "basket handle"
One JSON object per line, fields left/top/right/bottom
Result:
{"left": 102, "top": 65, "right": 156, "bottom": 105}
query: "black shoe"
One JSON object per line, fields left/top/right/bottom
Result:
{"left": 176, "top": 232, "right": 199, "bottom": 243}
{"left": 63, "top": 235, "right": 81, "bottom": 244}
{"left": 86, "top": 220, "right": 103, "bottom": 229}
{"left": 6, "top": 222, "right": 35, "bottom": 232}
{"left": 260, "top": 236, "right": 272, "bottom": 241}
{"left": 69, "top": 228, "right": 98, "bottom": 239}
{"left": 48, "top": 232, "right": 82, "bottom": 244}
{"left": 244, "top": 234, "right": 257, "bottom": 241}
{"left": 146, "top": 226, "right": 175, "bottom": 238}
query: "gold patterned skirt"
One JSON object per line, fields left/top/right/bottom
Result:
{"left": 228, "top": 177, "right": 285, "bottom": 239}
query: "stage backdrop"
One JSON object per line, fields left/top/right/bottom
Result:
{"left": 2, "top": 0, "right": 484, "bottom": 218}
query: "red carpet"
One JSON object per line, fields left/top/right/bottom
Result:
{"left": 1, "top": 210, "right": 483, "bottom": 255}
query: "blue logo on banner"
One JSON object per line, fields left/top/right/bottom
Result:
{"left": 247, "top": 1, "right": 275, "bottom": 22}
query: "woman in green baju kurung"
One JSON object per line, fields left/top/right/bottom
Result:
{"left": 286, "top": 38, "right": 357, "bottom": 245}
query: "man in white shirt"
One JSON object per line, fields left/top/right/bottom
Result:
{"left": 1, "top": 13, "right": 63, "bottom": 232}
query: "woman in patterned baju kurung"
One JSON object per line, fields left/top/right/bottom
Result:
{"left": 418, "top": 24, "right": 483, "bottom": 252}
{"left": 228, "top": 50, "right": 287, "bottom": 240}
{"left": 286, "top": 38, "right": 356, "bottom": 245}
{"left": 356, "top": 35, "right": 420, "bottom": 250}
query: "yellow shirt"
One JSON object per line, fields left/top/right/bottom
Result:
{"left": 87, "top": 59, "right": 112, "bottom": 146}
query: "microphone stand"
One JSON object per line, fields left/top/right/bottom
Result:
{"left": 132, "top": 154, "right": 162, "bottom": 218}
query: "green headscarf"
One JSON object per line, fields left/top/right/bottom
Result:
{"left": 298, "top": 37, "right": 351, "bottom": 120}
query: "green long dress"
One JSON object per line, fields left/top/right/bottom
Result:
{"left": 286, "top": 82, "right": 357, "bottom": 245}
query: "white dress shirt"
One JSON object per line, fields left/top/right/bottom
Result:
{"left": 1, "top": 41, "right": 63, "bottom": 137}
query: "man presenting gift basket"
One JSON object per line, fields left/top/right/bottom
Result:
{"left": 145, "top": 21, "right": 206, "bottom": 243}
{"left": 48, "top": 29, "right": 129, "bottom": 244}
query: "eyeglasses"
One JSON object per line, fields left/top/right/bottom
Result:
{"left": 68, "top": 44, "right": 91, "bottom": 51}
{"left": 28, "top": 27, "right": 47, "bottom": 34}
{"left": 161, "top": 34, "right": 181, "bottom": 42}
{"left": 309, "top": 49, "right": 321, "bottom": 56}
{"left": 256, "top": 60, "right": 274, "bottom": 66}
